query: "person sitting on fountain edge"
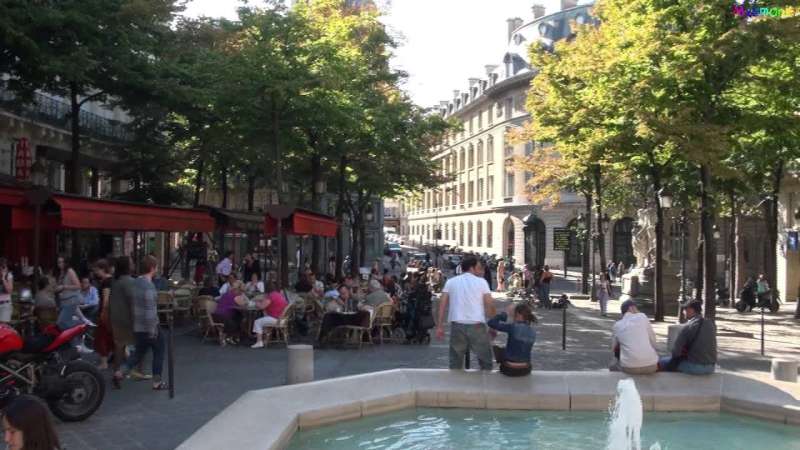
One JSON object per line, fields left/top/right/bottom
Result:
{"left": 488, "top": 303, "right": 536, "bottom": 377}
{"left": 610, "top": 300, "right": 659, "bottom": 374}
{"left": 658, "top": 300, "right": 717, "bottom": 375}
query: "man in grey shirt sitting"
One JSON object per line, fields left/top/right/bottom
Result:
{"left": 659, "top": 301, "right": 717, "bottom": 375}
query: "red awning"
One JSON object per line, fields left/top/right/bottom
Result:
{"left": 0, "top": 187, "right": 26, "bottom": 207}
{"left": 264, "top": 208, "right": 338, "bottom": 238}
{"left": 52, "top": 195, "right": 215, "bottom": 232}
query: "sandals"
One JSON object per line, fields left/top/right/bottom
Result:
{"left": 129, "top": 370, "right": 153, "bottom": 381}
{"left": 152, "top": 381, "right": 169, "bottom": 391}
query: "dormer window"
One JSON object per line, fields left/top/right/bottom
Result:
{"left": 513, "top": 33, "right": 526, "bottom": 45}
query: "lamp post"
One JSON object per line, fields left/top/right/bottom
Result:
{"left": 27, "top": 159, "right": 49, "bottom": 294}
{"left": 656, "top": 188, "right": 673, "bottom": 322}
{"left": 677, "top": 206, "right": 689, "bottom": 322}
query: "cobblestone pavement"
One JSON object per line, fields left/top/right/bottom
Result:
{"left": 56, "top": 275, "right": 799, "bottom": 449}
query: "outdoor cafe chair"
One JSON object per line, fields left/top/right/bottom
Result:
{"left": 201, "top": 299, "right": 226, "bottom": 347}
{"left": 157, "top": 291, "right": 175, "bottom": 324}
{"left": 341, "top": 309, "right": 374, "bottom": 349}
{"left": 260, "top": 303, "right": 295, "bottom": 348}
{"left": 373, "top": 302, "right": 397, "bottom": 344}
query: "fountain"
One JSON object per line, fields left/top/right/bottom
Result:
{"left": 606, "top": 379, "right": 661, "bottom": 450}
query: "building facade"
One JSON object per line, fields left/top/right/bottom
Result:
{"left": 403, "top": 1, "right": 637, "bottom": 270}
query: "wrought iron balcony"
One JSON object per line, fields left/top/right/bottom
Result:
{"left": 0, "top": 89, "right": 133, "bottom": 143}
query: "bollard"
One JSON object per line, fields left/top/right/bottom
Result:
{"left": 287, "top": 344, "right": 314, "bottom": 384}
{"left": 562, "top": 305, "right": 567, "bottom": 350}
{"left": 667, "top": 324, "right": 685, "bottom": 353}
{"left": 761, "top": 306, "right": 765, "bottom": 356}
{"left": 771, "top": 359, "right": 799, "bottom": 383}
{"left": 464, "top": 349, "right": 471, "bottom": 370}
{"left": 167, "top": 315, "right": 175, "bottom": 399}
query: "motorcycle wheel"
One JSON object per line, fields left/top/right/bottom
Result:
{"left": 48, "top": 360, "right": 105, "bottom": 422}
{"left": 735, "top": 301, "right": 747, "bottom": 313}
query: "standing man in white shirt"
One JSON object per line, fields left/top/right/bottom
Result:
{"left": 611, "top": 300, "right": 659, "bottom": 374}
{"left": 216, "top": 251, "right": 233, "bottom": 285}
{"left": 436, "top": 256, "right": 496, "bottom": 370}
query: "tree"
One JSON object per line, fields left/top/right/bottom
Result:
{"left": 0, "top": 0, "right": 183, "bottom": 193}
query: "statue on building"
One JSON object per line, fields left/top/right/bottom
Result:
{"left": 631, "top": 208, "right": 656, "bottom": 269}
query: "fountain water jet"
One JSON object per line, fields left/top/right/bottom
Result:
{"left": 606, "top": 379, "right": 661, "bottom": 450}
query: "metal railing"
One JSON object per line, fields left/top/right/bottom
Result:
{"left": 0, "top": 88, "right": 133, "bottom": 142}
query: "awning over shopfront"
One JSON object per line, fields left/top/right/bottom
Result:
{"left": 207, "top": 208, "right": 264, "bottom": 232}
{"left": 49, "top": 195, "right": 216, "bottom": 232}
{"left": 264, "top": 207, "right": 338, "bottom": 238}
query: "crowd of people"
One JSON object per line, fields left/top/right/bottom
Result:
{"left": 436, "top": 255, "right": 718, "bottom": 378}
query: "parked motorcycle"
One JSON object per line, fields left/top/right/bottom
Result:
{"left": 0, "top": 323, "right": 105, "bottom": 421}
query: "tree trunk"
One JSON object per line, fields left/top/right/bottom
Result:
{"left": 695, "top": 218, "right": 704, "bottom": 302}
{"left": 247, "top": 174, "right": 255, "bottom": 212}
{"left": 729, "top": 190, "right": 737, "bottom": 303}
{"left": 593, "top": 164, "right": 607, "bottom": 271}
{"left": 193, "top": 157, "right": 205, "bottom": 207}
{"left": 310, "top": 153, "right": 322, "bottom": 275}
{"left": 734, "top": 202, "right": 745, "bottom": 297}
{"left": 351, "top": 216, "right": 361, "bottom": 277}
{"left": 700, "top": 164, "right": 716, "bottom": 319}
{"left": 220, "top": 164, "right": 228, "bottom": 209}
{"left": 765, "top": 160, "right": 783, "bottom": 297}
{"left": 359, "top": 213, "right": 368, "bottom": 268}
{"left": 581, "top": 192, "right": 591, "bottom": 294}
{"left": 652, "top": 176, "right": 665, "bottom": 322}
{"left": 68, "top": 83, "right": 82, "bottom": 194}
{"left": 335, "top": 156, "right": 347, "bottom": 279}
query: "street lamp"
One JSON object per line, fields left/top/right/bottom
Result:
{"left": 365, "top": 203, "right": 374, "bottom": 222}
{"left": 712, "top": 224, "right": 720, "bottom": 240}
{"left": 658, "top": 188, "right": 673, "bottom": 209}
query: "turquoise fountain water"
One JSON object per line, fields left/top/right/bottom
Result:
{"left": 289, "top": 380, "right": 800, "bottom": 449}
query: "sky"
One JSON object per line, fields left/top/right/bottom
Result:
{"left": 181, "top": 0, "right": 573, "bottom": 107}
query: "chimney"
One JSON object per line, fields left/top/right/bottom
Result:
{"left": 506, "top": 17, "right": 523, "bottom": 41}
{"left": 561, "top": 0, "right": 577, "bottom": 10}
{"left": 532, "top": 4, "right": 546, "bottom": 19}
{"left": 485, "top": 65, "right": 498, "bottom": 76}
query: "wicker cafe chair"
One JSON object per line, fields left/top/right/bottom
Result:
{"left": 157, "top": 292, "right": 175, "bottom": 324}
{"left": 172, "top": 288, "right": 193, "bottom": 319}
{"left": 201, "top": 299, "right": 226, "bottom": 346}
{"left": 261, "top": 303, "right": 295, "bottom": 348}
{"left": 373, "top": 302, "right": 397, "bottom": 344}
{"left": 192, "top": 295, "right": 213, "bottom": 323}
{"left": 341, "top": 310, "right": 374, "bottom": 349}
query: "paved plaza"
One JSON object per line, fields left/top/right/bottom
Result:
{"left": 57, "top": 276, "right": 800, "bottom": 450}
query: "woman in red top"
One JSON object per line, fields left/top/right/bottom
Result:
{"left": 250, "top": 282, "right": 288, "bottom": 349}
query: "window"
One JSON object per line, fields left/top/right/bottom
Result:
{"left": 487, "top": 176, "right": 494, "bottom": 200}
{"left": 468, "top": 144, "right": 474, "bottom": 168}
{"left": 477, "top": 221, "right": 483, "bottom": 247}
{"left": 515, "top": 95, "right": 526, "bottom": 112}
{"left": 468, "top": 181, "right": 474, "bottom": 203}
{"left": 459, "top": 223, "right": 464, "bottom": 246}
{"left": 477, "top": 141, "right": 484, "bottom": 165}
{"left": 487, "top": 136, "right": 494, "bottom": 162}
{"left": 445, "top": 224, "right": 449, "bottom": 240}
{"left": 504, "top": 172, "right": 515, "bottom": 198}
{"left": 451, "top": 187, "right": 457, "bottom": 205}
{"left": 451, "top": 152, "right": 457, "bottom": 173}
{"left": 525, "top": 141, "right": 534, "bottom": 156}
{"left": 468, "top": 222, "right": 473, "bottom": 247}
{"left": 477, "top": 110, "right": 483, "bottom": 129}
{"left": 504, "top": 141, "right": 514, "bottom": 158}
{"left": 488, "top": 105, "right": 494, "bottom": 125}
{"left": 669, "top": 221, "right": 682, "bottom": 261}
{"left": 459, "top": 183, "right": 465, "bottom": 204}
{"left": 496, "top": 102, "right": 503, "bottom": 118}
{"left": 505, "top": 97, "right": 513, "bottom": 118}
{"left": 478, "top": 178, "right": 484, "bottom": 201}
{"left": 487, "top": 221, "right": 493, "bottom": 247}
{"left": 459, "top": 148, "right": 465, "bottom": 170}
{"left": 468, "top": 117, "right": 473, "bottom": 135}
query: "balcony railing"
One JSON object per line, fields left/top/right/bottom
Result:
{"left": 0, "top": 89, "right": 133, "bottom": 143}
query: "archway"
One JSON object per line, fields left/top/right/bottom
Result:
{"left": 566, "top": 218, "right": 583, "bottom": 267}
{"left": 523, "top": 216, "right": 546, "bottom": 268}
{"left": 503, "top": 217, "right": 515, "bottom": 259}
{"left": 613, "top": 218, "right": 635, "bottom": 267}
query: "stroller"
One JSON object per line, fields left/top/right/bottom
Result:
{"left": 399, "top": 285, "right": 435, "bottom": 344}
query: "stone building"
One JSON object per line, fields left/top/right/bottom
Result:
{"left": 402, "top": 1, "right": 637, "bottom": 271}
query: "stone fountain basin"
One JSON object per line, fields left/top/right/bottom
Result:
{"left": 178, "top": 370, "right": 800, "bottom": 450}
